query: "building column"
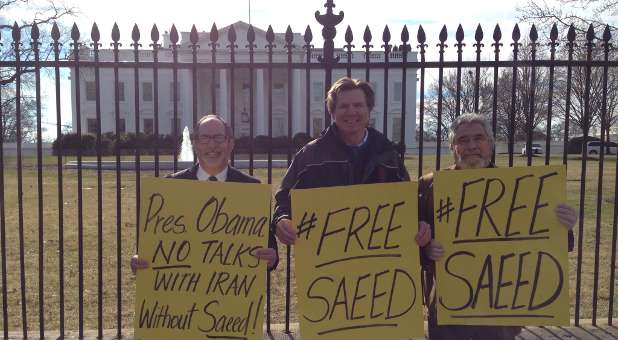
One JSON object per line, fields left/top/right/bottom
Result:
{"left": 218, "top": 69, "right": 229, "bottom": 120}
{"left": 256, "top": 68, "right": 266, "bottom": 135}
{"left": 405, "top": 68, "right": 417, "bottom": 151}
{"left": 292, "top": 69, "right": 304, "bottom": 135}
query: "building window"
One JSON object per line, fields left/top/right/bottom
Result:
{"left": 393, "top": 82, "right": 402, "bottom": 102}
{"left": 312, "top": 82, "right": 323, "bottom": 102}
{"left": 86, "top": 82, "right": 96, "bottom": 101}
{"left": 170, "top": 117, "right": 181, "bottom": 136}
{"left": 143, "top": 82, "right": 153, "bottom": 102}
{"left": 170, "top": 82, "right": 180, "bottom": 102}
{"left": 241, "top": 108, "right": 250, "bottom": 123}
{"left": 392, "top": 117, "right": 402, "bottom": 142}
{"left": 87, "top": 118, "right": 98, "bottom": 133}
{"left": 312, "top": 117, "right": 323, "bottom": 138}
{"left": 273, "top": 117, "right": 285, "bottom": 137}
{"left": 117, "top": 82, "right": 125, "bottom": 102}
{"left": 115, "top": 118, "right": 126, "bottom": 134}
{"left": 144, "top": 118, "right": 154, "bottom": 135}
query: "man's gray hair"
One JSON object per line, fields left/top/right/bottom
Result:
{"left": 194, "top": 114, "right": 234, "bottom": 138}
{"left": 448, "top": 113, "right": 494, "bottom": 146}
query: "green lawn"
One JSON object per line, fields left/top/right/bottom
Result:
{"left": 0, "top": 152, "right": 616, "bottom": 332}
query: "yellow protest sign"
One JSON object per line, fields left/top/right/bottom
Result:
{"left": 134, "top": 177, "right": 270, "bottom": 340}
{"left": 433, "top": 165, "right": 569, "bottom": 326}
{"left": 292, "top": 182, "right": 424, "bottom": 340}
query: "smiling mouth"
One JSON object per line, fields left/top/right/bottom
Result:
{"left": 204, "top": 152, "right": 221, "bottom": 158}
{"left": 342, "top": 117, "right": 360, "bottom": 124}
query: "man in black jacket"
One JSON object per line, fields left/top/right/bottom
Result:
{"left": 273, "top": 77, "right": 430, "bottom": 246}
{"left": 132, "top": 114, "right": 278, "bottom": 272}
{"left": 419, "top": 113, "right": 577, "bottom": 340}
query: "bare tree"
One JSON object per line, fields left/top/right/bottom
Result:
{"left": 518, "top": 1, "right": 618, "bottom": 142}
{"left": 0, "top": 0, "right": 77, "bottom": 142}
{"left": 495, "top": 50, "right": 552, "bottom": 141}
{"left": 425, "top": 44, "right": 551, "bottom": 143}
{"left": 425, "top": 68, "right": 493, "bottom": 140}
{"left": 517, "top": 0, "right": 617, "bottom": 37}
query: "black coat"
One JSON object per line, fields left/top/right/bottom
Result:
{"left": 273, "top": 124, "right": 409, "bottom": 226}
{"left": 166, "top": 164, "right": 278, "bottom": 270}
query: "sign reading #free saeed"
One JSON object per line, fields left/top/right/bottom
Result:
{"left": 292, "top": 182, "right": 424, "bottom": 340}
{"left": 433, "top": 165, "right": 570, "bottom": 326}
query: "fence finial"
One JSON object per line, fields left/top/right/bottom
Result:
{"left": 51, "top": 22, "right": 60, "bottom": 42}
{"left": 70, "top": 23, "right": 81, "bottom": 42}
{"left": 131, "top": 24, "right": 140, "bottom": 43}
{"left": 90, "top": 22, "right": 101, "bottom": 43}
{"left": 170, "top": 25, "right": 179, "bottom": 45}
{"left": 549, "top": 23, "right": 558, "bottom": 42}
{"left": 111, "top": 23, "right": 120, "bottom": 43}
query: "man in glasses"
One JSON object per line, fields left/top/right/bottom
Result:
{"left": 131, "top": 114, "right": 278, "bottom": 272}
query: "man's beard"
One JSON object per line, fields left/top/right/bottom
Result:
{"left": 455, "top": 154, "right": 491, "bottom": 169}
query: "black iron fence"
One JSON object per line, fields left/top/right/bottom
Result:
{"left": 0, "top": 0, "right": 617, "bottom": 338}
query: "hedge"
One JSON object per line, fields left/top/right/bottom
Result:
{"left": 53, "top": 132, "right": 316, "bottom": 156}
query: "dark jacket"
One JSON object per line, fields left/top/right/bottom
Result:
{"left": 273, "top": 124, "right": 409, "bottom": 226}
{"left": 166, "top": 164, "right": 260, "bottom": 183}
{"left": 166, "top": 164, "right": 278, "bottom": 270}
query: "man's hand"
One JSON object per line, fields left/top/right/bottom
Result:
{"left": 555, "top": 203, "right": 577, "bottom": 231}
{"left": 276, "top": 218, "right": 297, "bottom": 245}
{"left": 416, "top": 221, "right": 431, "bottom": 247}
{"left": 254, "top": 247, "right": 278, "bottom": 270}
{"left": 424, "top": 240, "right": 444, "bottom": 261}
{"left": 130, "top": 255, "right": 149, "bottom": 275}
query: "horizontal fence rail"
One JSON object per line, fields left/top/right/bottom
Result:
{"left": 0, "top": 1, "right": 617, "bottom": 338}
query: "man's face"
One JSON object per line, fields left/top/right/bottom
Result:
{"left": 193, "top": 118, "right": 234, "bottom": 174}
{"left": 450, "top": 122, "right": 493, "bottom": 169}
{"left": 331, "top": 88, "right": 370, "bottom": 144}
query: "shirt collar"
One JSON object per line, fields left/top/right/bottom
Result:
{"left": 351, "top": 129, "right": 369, "bottom": 147}
{"left": 197, "top": 165, "right": 228, "bottom": 181}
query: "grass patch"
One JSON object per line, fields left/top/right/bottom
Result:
{"left": 0, "top": 152, "right": 616, "bottom": 331}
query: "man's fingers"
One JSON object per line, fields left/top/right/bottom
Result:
{"left": 275, "top": 219, "right": 297, "bottom": 245}
{"left": 277, "top": 224, "right": 297, "bottom": 245}
{"left": 254, "top": 248, "right": 270, "bottom": 256}
{"left": 416, "top": 230, "right": 431, "bottom": 247}
{"left": 277, "top": 228, "right": 295, "bottom": 245}
{"left": 430, "top": 247, "right": 444, "bottom": 261}
{"left": 555, "top": 203, "right": 578, "bottom": 230}
{"left": 254, "top": 248, "right": 277, "bottom": 269}
{"left": 415, "top": 222, "right": 431, "bottom": 246}
{"left": 130, "top": 257, "right": 149, "bottom": 274}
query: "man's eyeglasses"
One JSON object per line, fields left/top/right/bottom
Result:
{"left": 196, "top": 134, "right": 228, "bottom": 144}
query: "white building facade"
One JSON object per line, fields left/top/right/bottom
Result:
{"left": 71, "top": 22, "right": 418, "bottom": 150}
